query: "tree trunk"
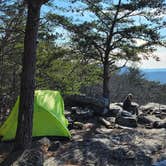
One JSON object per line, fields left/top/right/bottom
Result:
{"left": 11, "top": 64, "right": 16, "bottom": 99}
{"left": 14, "top": 1, "right": 42, "bottom": 150}
{"left": 0, "top": 44, "right": 4, "bottom": 92}
{"left": 103, "top": 60, "right": 110, "bottom": 100}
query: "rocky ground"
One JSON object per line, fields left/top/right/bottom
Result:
{"left": 0, "top": 102, "right": 166, "bottom": 166}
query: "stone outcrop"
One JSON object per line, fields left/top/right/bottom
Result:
{"left": 0, "top": 102, "right": 165, "bottom": 166}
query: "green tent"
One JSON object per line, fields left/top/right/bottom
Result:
{"left": 0, "top": 90, "right": 71, "bottom": 141}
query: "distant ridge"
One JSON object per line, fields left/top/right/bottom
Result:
{"left": 119, "top": 67, "right": 166, "bottom": 84}
{"left": 141, "top": 68, "right": 166, "bottom": 72}
{"left": 141, "top": 68, "right": 166, "bottom": 84}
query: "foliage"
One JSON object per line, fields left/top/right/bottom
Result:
{"left": 0, "top": 1, "right": 26, "bottom": 105}
{"left": 109, "top": 67, "right": 166, "bottom": 104}
{"left": 0, "top": 0, "right": 166, "bottom": 105}
{"left": 46, "top": 0, "right": 166, "bottom": 98}
{"left": 36, "top": 43, "right": 102, "bottom": 94}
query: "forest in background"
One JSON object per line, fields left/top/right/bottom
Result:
{"left": 0, "top": 0, "right": 166, "bottom": 155}
{"left": 0, "top": 0, "right": 166, "bottom": 110}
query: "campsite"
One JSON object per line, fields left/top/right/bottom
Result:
{"left": 0, "top": 94, "right": 166, "bottom": 165}
{"left": 0, "top": 0, "right": 166, "bottom": 166}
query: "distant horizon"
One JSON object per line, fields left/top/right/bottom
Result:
{"left": 140, "top": 68, "right": 166, "bottom": 70}
{"left": 120, "top": 67, "right": 166, "bottom": 84}
{"left": 140, "top": 46, "right": 166, "bottom": 69}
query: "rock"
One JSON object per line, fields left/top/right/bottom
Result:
{"left": 115, "top": 110, "right": 137, "bottom": 128}
{"left": 38, "top": 137, "right": 51, "bottom": 147}
{"left": 106, "top": 117, "right": 115, "bottom": 127}
{"left": 152, "top": 160, "right": 166, "bottom": 166}
{"left": 41, "top": 127, "right": 166, "bottom": 166}
{"left": 109, "top": 103, "right": 123, "bottom": 116}
{"left": 116, "top": 125, "right": 135, "bottom": 130}
{"left": 111, "top": 146, "right": 135, "bottom": 160}
{"left": 48, "top": 141, "right": 61, "bottom": 152}
{"left": 15, "top": 149, "right": 44, "bottom": 166}
{"left": 99, "top": 117, "right": 112, "bottom": 128}
{"left": 132, "top": 102, "right": 139, "bottom": 107}
{"left": 83, "top": 123, "right": 95, "bottom": 130}
{"left": 159, "top": 122, "right": 166, "bottom": 128}
{"left": 155, "top": 113, "right": 166, "bottom": 120}
{"left": 138, "top": 115, "right": 153, "bottom": 125}
{"left": 140, "top": 103, "right": 166, "bottom": 114}
{"left": 153, "top": 121, "right": 166, "bottom": 129}
{"left": 120, "top": 110, "right": 133, "bottom": 117}
{"left": 138, "top": 113, "right": 165, "bottom": 127}
{"left": 115, "top": 115, "right": 137, "bottom": 128}
{"left": 64, "top": 95, "right": 107, "bottom": 112}
{"left": 71, "top": 134, "right": 83, "bottom": 141}
{"left": 44, "top": 157, "right": 58, "bottom": 166}
{"left": 72, "top": 121, "right": 84, "bottom": 129}
{"left": 116, "top": 102, "right": 139, "bottom": 108}
{"left": 135, "top": 151, "right": 152, "bottom": 166}
{"left": 70, "top": 106, "right": 77, "bottom": 114}
{"left": 76, "top": 108, "right": 94, "bottom": 118}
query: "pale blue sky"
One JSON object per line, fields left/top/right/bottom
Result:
{"left": 140, "top": 47, "right": 166, "bottom": 69}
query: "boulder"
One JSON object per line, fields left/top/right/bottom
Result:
{"left": 99, "top": 117, "right": 112, "bottom": 128}
{"left": 138, "top": 113, "right": 165, "bottom": 127}
{"left": 83, "top": 123, "right": 95, "bottom": 130}
{"left": 152, "top": 160, "right": 166, "bottom": 166}
{"left": 48, "top": 141, "right": 61, "bottom": 152}
{"left": 44, "top": 157, "right": 58, "bottom": 166}
{"left": 153, "top": 121, "right": 166, "bottom": 129}
{"left": 72, "top": 121, "right": 84, "bottom": 130}
{"left": 138, "top": 115, "right": 153, "bottom": 125}
{"left": 16, "top": 149, "right": 44, "bottom": 166}
{"left": 38, "top": 137, "right": 51, "bottom": 147}
{"left": 64, "top": 95, "right": 108, "bottom": 112}
{"left": 140, "top": 103, "right": 166, "bottom": 114}
{"left": 110, "top": 146, "right": 135, "bottom": 160}
{"left": 115, "top": 115, "right": 137, "bottom": 128}
{"left": 109, "top": 103, "right": 123, "bottom": 116}
{"left": 75, "top": 107, "right": 94, "bottom": 118}
{"left": 115, "top": 110, "right": 137, "bottom": 127}
{"left": 120, "top": 110, "right": 133, "bottom": 117}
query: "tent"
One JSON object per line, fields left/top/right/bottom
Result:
{"left": 0, "top": 90, "right": 71, "bottom": 141}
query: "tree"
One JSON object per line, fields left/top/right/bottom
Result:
{"left": 47, "top": 0, "right": 166, "bottom": 100}
{"left": 14, "top": 0, "right": 48, "bottom": 150}
{"left": 0, "top": 1, "right": 26, "bottom": 103}
{"left": 36, "top": 44, "right": 102, "bottom": 95}
{"left": 109, "top": 67, "right": 166, "bottom": 105}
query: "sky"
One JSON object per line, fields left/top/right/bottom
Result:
{"left": 140, "top": 47, "right": 166, "bottom": 69}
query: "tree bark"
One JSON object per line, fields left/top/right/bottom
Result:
{"left": 102, "top": 0, "right": 121, "bottom": 101}
{"left": 11, "top": 64, "right": 16, "bottom": 98}
{"left": 14, "top": 1, "right": 42, "bottom": 150}
{"left": 103, "top": 58, "right": 110, "bottom": 100}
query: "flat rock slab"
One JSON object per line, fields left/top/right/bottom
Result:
{"left": 44, "top": 128, "right": 166, "bottom": 166}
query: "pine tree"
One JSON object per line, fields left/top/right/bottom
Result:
{"left": 46, "top": 0, "right": 166, "bottom": 100}
{"left": 14, "top": 0, "right": 48, "bottom": 150}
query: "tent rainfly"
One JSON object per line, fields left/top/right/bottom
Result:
{"left": 0, "top": 90, "right": 71, "bottom": 141}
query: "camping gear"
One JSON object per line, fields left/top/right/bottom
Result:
{"left": 0, "top": 90, "right": 71, "bottom": 141}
